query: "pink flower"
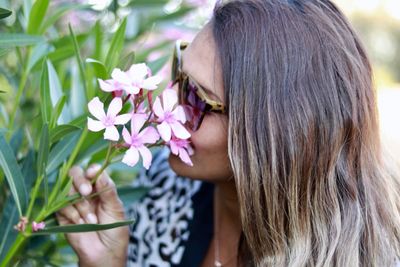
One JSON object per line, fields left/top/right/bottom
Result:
{"left": 98, "top": 78, "right": 124, "bottom": 97}
{"left": 122, "top": 113, "right": 160, "bottom": 169}
{"left": 32, "top": 221, "right": 46, "bottom": 232}
{"left": 111, "top": 63, "right": 162, "bottom": 95}
{"left": 14, "top": 216, "right": 28, "bottom": 232}
{"left": 169, "top": 137, "right": 194, "bottom": 166}
{"left": 153, "top": 89, "right": 191, "bottom": 142}
{"left": 87, "top": 97, "right": 131, "bottom": 141}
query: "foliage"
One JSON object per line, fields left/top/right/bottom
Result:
{"left": 0, "top": 0, "right": 204, "bottom": 265}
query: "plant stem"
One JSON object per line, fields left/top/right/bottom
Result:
{"left": 92, "top": 142, "right": 113, "bottom": 184}
{"left": 48, "top": 127, "right": 89, "bottom": 206}
{"left": 25, "top": 174, "right": 44, "bottom": 219}
{"left": 0, "top": 234, "right": 25, "bottom": 267}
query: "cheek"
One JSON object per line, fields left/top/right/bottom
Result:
{"left": 169, "top": 114, "right": 233, "bottom": 181}
{"left": 190, "top": 114, "right": 227, "bottom": 155}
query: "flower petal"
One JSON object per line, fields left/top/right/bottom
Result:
{"left": 122, "top": 147, "right": 139, "bottom": 167}
{"left": 124, "top": 85, "right": 141, "bottom": 95}
{"left": 88, "top": 97, "right": 106, "bottom": 120}
{"left": 107, "top": 97, "right": 123, "bottom": 117}
{"left": 142, "top": 75, "right": 162, "bottom": 90}
{"left": 138, "top": 126, "right": 160, "bottom": 144}
{"left": 170, "top": 121, "right": 191, "bottom": 139}
{"left": 178, "top": 148, "right": 193, "bottom": 166}
{"left": 138, "top": 145, "right": 152, "bottom": 169}
{"left": 169, "top": 140, "right": 179, "bottom": 155}
{"left": 157, "top": 121, "right": 172, "bottom": 142}
{"left": 115, "top": 113, "right": 131, "bottom": 125}
{"left": 88, "top": 117, "right": 105, "bottom": 132}
{"left": 122, "top": 127, "right": 131, "bottom": 145}
{"left": 153, "top": 97, "right": 164, "bottom": 119}
{"left": 172, "top": 105, "right": 186, "bottom": 123}
{"left": 98, "top": 79, "right": 114, "bottom": 92}
{"left": 104, "top": 126, "right": 120, "bottom": 141}
{"left": 163, "top": 89, "right": 178, "bottom": 112}
{"left": 111, "top": 68, "right": 131, "bottom": 85}
{"left": 131, "top": 113, "right": 148, "bottom": 134}
{"left": 128, "top": 63, "right": 148, "bottom": 79}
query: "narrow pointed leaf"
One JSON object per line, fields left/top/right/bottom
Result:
{"left": 37, "top": 123, "right": 49, "bottom": 177}
{"left": 68, "top": 24, "right": 88, "bottom": 101}
{"left": 10, "top": 128, "right": 24, "bottom": 156}
{"left": 49, "top": 124, "right": 81, "bottom": 144}
{"left": 0, "top": 198, "right": 19, "bottom": 262}
{"left": 30, "top": 220, "right": 135, "bottom": 235}
{"left": 105, "top": 18, "right": 127, "bottom": 73}
{"left": 0, "top": 133, "right": 28, "bottom": 216}
{"left": 39, "top": 4, "right": 91, "bottom": 34}
{"left": 0, "top": 8, "right": 12, "bottom": 20}
{"left": 40, "top": 60, "right": 52, "bottom": 124}
{"left": 0, "top": 33, "right": 44, "bottom": 48}
{"left": 50, "top": 95, "right": 66, "bottom": 128}
{"left": 86, "top": 58, "right": 107, "bottom": 79}
{"left": 27, "top": 0, "right": 49, "bottom": 34}
{"left": 46, "top": 132, "right": 80, "bottom": 174}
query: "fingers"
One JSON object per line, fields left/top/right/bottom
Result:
{"left": 69, "top": 184, "right": 98, "bottom": 224}
{"left": 69, "top": 166, "right": 93, "bottom": 196}
{"left": 86, "top": 164, "right": 123, "bottom": 212}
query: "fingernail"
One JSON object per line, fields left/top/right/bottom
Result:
{"left": 87, "top": 213, "right": 98, "bottom": 224}
{"left": 79, "top": 184, "right": 91, "bottom": 196}
{"left": 79, "top": 218, "right": 85, "bottom": 224}
{"left": 87, "top": 165, "right": 101, "bottom": 177}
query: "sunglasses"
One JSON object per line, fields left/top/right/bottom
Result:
{"left": 171, "top": 40, "right": 226, "bottom": 131}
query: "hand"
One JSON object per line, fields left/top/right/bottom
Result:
{"left": 56, "top": 165, "right": 129, "bottom": 267}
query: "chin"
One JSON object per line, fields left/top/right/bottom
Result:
{"left": 168, "top": 153, "right": 196, "bottom": 178}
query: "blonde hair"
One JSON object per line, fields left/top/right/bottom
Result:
{"left": 212, "top": 0, "right": 400, "bottom": 266}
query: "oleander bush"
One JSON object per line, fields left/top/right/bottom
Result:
{"left": 0, "top": 0, "right": 207, "bottom": 265}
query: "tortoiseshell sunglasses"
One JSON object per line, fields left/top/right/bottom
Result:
{"left": 171, "top": 40, "right": 226, "bottom": 131}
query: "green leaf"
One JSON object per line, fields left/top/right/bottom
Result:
{"left": 46, "top": 132, "right": 80, "bottom": 174}
{"left": 105, "top": 18, "right": 127, "bottom": 73}
{"left": 129, "top": 0, "right": 169, "bottom": 6}
{"left": 30, "top": 219, "right": 135, "bottom": 235}
{"left": 148, "top": 55, "right": 170, "bottom": 75}
{"left": 0, "top": 198, "right": 19, "bottom": 262}
{"left": 50, "top": 95, "right": 66, "bottom": 128}
{"left": 40, "top": 59, "right": 52, "bottom": 124}
{"left": 93, "top": 21, "right": 103, "bottom": 61}
{"left": 21, "top": 149, "right": 37, "bottom": 190}
{"left": 0, "top": 33, "right": 44, "bottom": 48}
{"left": 10, "top": 128, "right": 24, "bottom": 156}
{"left": 69, "top": 24, "right": 88, "bottom": 101}
{"left": 86, "top": 58, "right": 108, "bottom": 79}
{"left": 0, "top": 133, "right": 28, "bottom": 216}
{"left": 0, "top": 8, "right": 12, "bottom": 20}
{"left": 27, "top": 0, "right": 49, "bottom": 34}
{"left": 37, "top": 123, "right": 49, "bottom": 178}
{"left": 39, "top": 4, "right": 91, "bottom": 34}
{"left": 120, "top": 51, "right": 135, "bottom": 70}
{"left": 27, "top": 42, "right": 53, "bottom": 72}
{"left": 49, "top": 124, "right": 80, "bottom": 144}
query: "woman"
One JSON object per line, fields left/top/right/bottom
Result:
{"left": 57, "top": 0, "right": 400, "bottom": 266}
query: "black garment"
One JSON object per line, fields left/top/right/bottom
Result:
{"left": 126, "top": 149, "right": 214, "bottom": 267}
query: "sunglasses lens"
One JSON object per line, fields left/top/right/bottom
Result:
{"left": 180, "top": 79, "right": 208, "bottom": 131}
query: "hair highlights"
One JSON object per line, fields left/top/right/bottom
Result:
{"left": 212, "top": 0, "right": 400, "bottom": 266}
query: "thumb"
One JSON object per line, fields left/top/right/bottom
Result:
{"left": 86, "top": 165, "right": 124, "bottom": 218}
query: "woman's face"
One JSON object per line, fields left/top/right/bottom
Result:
{"left": 168, "top": 25, "right": 233, "bottom": 182}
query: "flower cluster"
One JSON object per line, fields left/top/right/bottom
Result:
{"left": 87, "top": 63, "right": 194, "bottom": 168}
